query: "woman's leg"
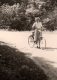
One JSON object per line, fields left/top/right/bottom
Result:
{"left": 38, "top": 40, "right": 40, "bottom": 48}
{"left": 37, "top": 31, "right": 41, "bottom": 48}
{"left": 34, "top": 29, "right": 38, "bottom": 43}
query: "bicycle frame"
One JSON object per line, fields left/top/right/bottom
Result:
{"left": 28, "top": 30, "right": 46, "bottom": 48}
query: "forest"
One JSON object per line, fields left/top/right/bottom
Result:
{"left": 0, "top": 0, "right": 57, "bottom": 30}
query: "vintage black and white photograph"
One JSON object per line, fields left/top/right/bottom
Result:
{"left": 0, "top": 0, "right": 57, "bottom": 80}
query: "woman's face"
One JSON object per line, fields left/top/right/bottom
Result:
{"left": 35, "top": 18, "right": 40, "bottom": 22}
{"left": 37, "top": 19, "right": 39, "bottom": 22}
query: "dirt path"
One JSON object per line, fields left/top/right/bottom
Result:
{"left": 0, "top": 30, "right": 57, "bottom": 68}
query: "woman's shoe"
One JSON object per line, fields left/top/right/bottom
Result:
{"left": 34, "top": 41, "right": 37, "bottom": 44}
{"left": 37, "top": 46, "right": 38, "bottom": 48}
{"left": 38, "top": 47, "right": 41, "bottom": 49}
{"left": 37, "top": 46, "right": 41, "bottom": 49}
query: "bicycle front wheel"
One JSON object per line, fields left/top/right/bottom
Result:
{"left": 40, "top": 38, "right": 46, "bottom": 49}
{"left": 28, "top": 35, "right": 34, "bottom": 48}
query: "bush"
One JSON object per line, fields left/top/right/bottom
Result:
{"left": 43, "top": 19, "right": 56, "bottom": 31}
{"left": 10, "top": 14, "right": 34, "bottom": 31}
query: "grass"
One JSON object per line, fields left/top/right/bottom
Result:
{"left": 0, "top": 43, "right": 48, "bottom": 80}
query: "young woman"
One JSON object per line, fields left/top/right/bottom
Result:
{"left": 32, "top": 17, "right": 43, "bottom": 48}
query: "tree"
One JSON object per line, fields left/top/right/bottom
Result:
{"left": 0, "top": 0, "right": 28, "bottom": 5}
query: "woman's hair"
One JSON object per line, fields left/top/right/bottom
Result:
{"left": 35, "top": 17, "right": 40, "bottom": 21}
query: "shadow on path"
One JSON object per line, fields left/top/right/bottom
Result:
{"left": 41, "top": 47, "right": 57, "bottom": 51}
{"left": 0, "top": 41, "right": 57, "bottom": 80}
{"left": 32, "top": 57, "right": 57, "bottom": 80}
{"left": 46, "top": 47, "right": 57, "bottom": 50}
{"left": 0, "top": 42, "right": 48, "bottom": 80}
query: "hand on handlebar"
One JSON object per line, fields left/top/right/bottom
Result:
{"left": 41, "top": 27, "right": 46, "bottom": 31}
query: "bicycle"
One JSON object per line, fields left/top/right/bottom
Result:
{"left": 28, "top": 30, "right": 46, "bottom": 49}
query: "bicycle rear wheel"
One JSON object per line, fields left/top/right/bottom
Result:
{"left": 28, "top": 35, "right": 34, "bottom": 48}
{"left": 40, "top": 38, "right": 46, "bottom": 49}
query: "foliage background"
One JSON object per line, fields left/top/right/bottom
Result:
{"left": 0, "top": 0, "right": 57, "bottom": 30}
